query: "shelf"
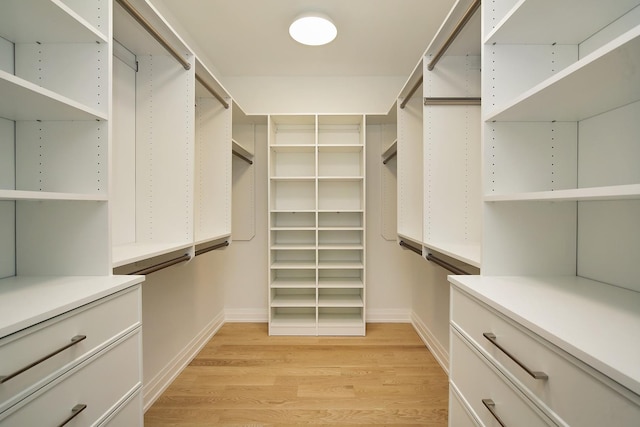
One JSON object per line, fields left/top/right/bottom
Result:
{"left": 486, "top": 26, "right": 640, "bottom": 122}
{"left": 318, "top": 244, "right": 363, "bottom": 250}
{"left": 318, "top": 144, "right": 364, "bottom": 151}
{"left": 0, "top": 70, "right": 107, "bottom": 121}
{"left": 271, "top": 261, "right": 316, "bottom": 270}
{"left": 318, "top": 278, "right": 364, "bottom": 288}
{"left": 317, "top": 176, "right": 364, "bottom": 181}
{"left": 0, "top": 275, "right": 144, "bottom": 338}
{"left": 484, "top": 184, "right": 640, "bottom": 203}
{"left": 232, "top": 139, "right": 254, "bottom": 164}
{"left": 0, "top": 0, "right": 108, "bottom": 44}
{"left": 423, "top": 242, "right": 481, "bottom": 269}
{"left": 485, "top": 0, "right": 640, "bottom": 45}
{"left": 270, "top": 144, "right": 315, "bottom": 152}
{"left": 271, "top": 294, "right": 316, "bottom": 308}
{"left": 271, "top": 278, "right": 316, "bottom": 288}
{"left": 318, "top": 294, "right": 363, "bottom": 307}
{"left": 271, "top": 244, "right": 316, "bottom": 250}
{"left": 449, "top": 275, "right": 640, "bottom": 396}
{"left": 270, "top": 176, "right": 316, "bottom": 181}
{"left": 317, "top": 261, "right": 364, "bottom": 270}
{"left": 0, "top": 190, "right": 107, "bottom": 202}
{"left": 317, "top": 312, "right": 364, "bottom": 327}
{"left": 270, "top": 312, "right": 316, "bottom": 327}
{"left": 112, "top": 242, "right": 193, "bottom": 268}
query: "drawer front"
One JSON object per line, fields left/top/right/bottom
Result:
{"left": 451, "top": 328, "right": 555, "bottom": 427}
{"left": 98, "top": 390, "right": 142, "bottom": 427}
{"left": 451, "top": 286, "right": 640, "bottom": 426}
{"left": 0, "top": 330, "right": 141, "bottom": 427}
{"left": 0, "top": 286, "right": 141, "bottom": 412}
{"left": 449, "top": 384, "right": 480, "bottom": 427}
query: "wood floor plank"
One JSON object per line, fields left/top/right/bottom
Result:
{"left": 144, "top": 323, "right": 448, "bottom": 426}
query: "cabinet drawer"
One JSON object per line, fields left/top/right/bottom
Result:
{"left": 0, "top": 330, "right": 141, "bottom": 427}
{"left": 451, "top": 328, "right": 554, "bottom": 427}
{"left": 0, "top": 286, "right": 141, "bottom": 412}
{"left": 449, "top": 384, "right": 480, "bottom": 427}
{"left": 451, "top": 286, "right": 640, "bottom": 426}
{"left": 98, "top": 389, "right": 142, "bottom": 426}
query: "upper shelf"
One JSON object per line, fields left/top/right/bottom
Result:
{"left": 0, "top": 70, "right": 107, "bottom": 121}
{"left": 485, "top": 0, "right": 640, "bottom": 45}
{"left": 485, "top": 184, "right": 640, "bottom": 203}
{"left": 0, "top": 0, "right": 108, "bottom": 44}
{"left": 486, "top": 26, "right": 640, "bottom": 122}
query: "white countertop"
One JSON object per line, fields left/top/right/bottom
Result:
{"left": 0, "top": 275, "right": 144, "bottom": 338}
{"left": 449, "top": 275, "right": 640, "bottom": 396}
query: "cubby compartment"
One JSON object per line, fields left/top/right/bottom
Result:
{"left": 271, "top": 230, "right": 316, "bottom": 249}
{"left": 271, "top": 288, "right": 316, "bottom": 307}
{"left": 318, "top": 269, "right": 363, "bottom": 288}
{"left": 271, "top": 212, "right": 316, "bottom": 229}
{"left": 318, "top": 307, "right": 364, "bottom": 335}
{"left": 270, "top": 307, "right": 317, "bottom": 335}
{"left": 271, "top": 146, "right": 315, "bottom": 178}
{"left": 318, "top": 179, "right": 363, "bottom": 211}
{"left": 318, "top": 249, "right": 363, "bottom": 269}
{"left": 270, "top": 180, "right": 316, "bottom": 211}
{"left": 270, "top": 115, "right": 316, "bottom": 145}
{"left": 318, "top": 230, "right": 363, "bottom": 249}
{"left": 270, "top": 249, "right": 316, "bottom": 269}
{"left": 318, "top": 115, "right": 363, "bottom": 145}
{"left": 270, "top": 269, "right": 316, "bottom": 288}
{"left": 318, "top": 146, "right": 363, "bottom": 177}
{"left": 318, "top": 212, "right": 363, "bottom": 229}
{"left": 318, "top": 288, "right": 363, "bottom": 307}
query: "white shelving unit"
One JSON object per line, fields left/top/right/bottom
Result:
{"left": 449, "top": 1, "right": 640, "bottom": 425}
{"left": 1, "top": 1, "right": 145, "bottom": 424}
{"left": 268, "top": 115, "right": 366, "bottom": 336}
{"left": 111, "top": 0, "right": 195, "bottom": 268}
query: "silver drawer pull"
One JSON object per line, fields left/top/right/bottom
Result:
{"left": 482, "top": 399, "right": 506, "bottom": 427}
{"left": 483, "top": 332, "right": 548, "bottom": 380}
{"left": 57, "top": 404, "right": 87, "bottom": 427}
{"left": 0, "top": 335, "right": 87, "bottom": 384}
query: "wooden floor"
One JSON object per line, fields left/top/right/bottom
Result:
{"left": 144, "top": 323, "right": 448, "bottom": 426}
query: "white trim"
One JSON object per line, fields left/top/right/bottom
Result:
{"left": 411, "top": 311, "right": 449, "bottom": 375}
{"left": 143, "top": 311, "right": 225, "bottom": 411}
{"left": 366, "top": 308, "right": 412, "bottom": 323}
{"left": 224, "top": 308, "right": 268, "bottom": 322}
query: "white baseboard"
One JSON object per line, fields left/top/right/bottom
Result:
{"left": 143, "top": 311, "right": 225, "bottom": 412}
{"left": 410, "top": 312, "right": 449, "bottom": 375}
{"left": 224, "top": 308, "right": 268, "bottom": 322}
{"left": 366, "top": 308, "right": 412, "bottom": 323}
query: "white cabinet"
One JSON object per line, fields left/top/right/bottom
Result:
{"left": 449, "top": 1, "right": 640, "bottom": 425}
{"left": 0, "top": 279, "right": 144, "bottom": 426}
{"left": 268, "top": 115, "right": 366, "bottom": 336}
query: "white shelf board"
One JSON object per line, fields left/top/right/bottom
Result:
{"left": 449, "top": 275, "right": 640, "bottom": 396}
{"left": 270, "top": 226, "right": 316, "bottom": 231}
{"left": 485, "top": 0, "right": 640, "bottom": 45}
{"left": 318, "top": 294, "right": 363, "bottom": 307}
{"left": 486, "top": 26, "right": 640, "bottom": 122}
{"left": 270, "top": 313, "right": 316, "bottom": 327}
{"left": 318, "top": 176, "right": 364, "bottom": 181}
{"left": 271, "top": 244, "right": 316, "bottom": 250}
{"left": 318, "top": 226, "right": 363, "bottom": 231}
{"left": 270, "top": 176, "right": 316, "bottom": 181}
{"left": 423, "top": 242, "right": 481, "bottom": 268}
{"left": 112, "top": 241, "right": 193, "bottom": 268}
{"left": 317, "top": 244, "right": 364, "bottom": 250}
{"left": 318, "top": 144, "right": 364, "bottom": 152}
{"left": 317, "top": 261, "right": 364, "bottom": 270}
{"left": 271, "top": 278, "right": 316, "bottom": 288}
{"left": 0, "top": 190, "right": 107, "bottom": 202}
{"left": 484, "top": 184, "right": 640, "bottom": 203}
{"left": 194, "top": 233, "right": 231, "bottom": 247}
{"left": 0, "top": 70, "right": 107, "bottom": 121}
{"left": 0, "top": 275, "right": 144, "bottom": 338}
{"left": 317, "top": 209, "right": 364, "bottom": 214}
{"left": 0, "top": 0, "right": 108, "bottom": 44}
{"left": 318, "top": 278, "right": 364, "bottom": 288}
{"left": 270, "top": 144, "right": 315, "bottom": 152}
{"left": 271, "top": 295, "right": 316, "bottom": 308}
{"left": 317, "top": 313, "right": 364, "bottom": 326}
{"left": 271, "top": 261, "right": 316, "bottom": 270}
{"left": 232, "top": 139, "right": 254, "bottom": 159}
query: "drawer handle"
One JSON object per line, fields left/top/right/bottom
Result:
{"left": 0, "top": 335, "right": 86, "bottom": 384}
{"left": 57, "top": 404, "right": 87, "bottom": 427}
{"left": 483, "top": 332, "right": 548, "bottom": 380}
{"left": 482, "top": 399, "right": 506, "bottom": 427}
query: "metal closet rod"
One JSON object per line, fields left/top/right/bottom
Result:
{"left": 195, "top": 240, "right": 230, "bottom": 256}
{"left": 400, "top": 76, "right": 423, "bottom": 109}
{"left": 426, "top": 253, "right": 470, "bottom": 275}
{"left": 116, "top": 0, "right": 191, "bottom": 71}
{"left": 382, "top": 151, "right": 397, "bottom": 165}
{"left": 427, "top": 0, "right": 481, "bottom": 71}
{"left": 232, "top": 150, "right": 253, "bottom": 165}
{"left": 424, "top": 97, "right": 481, "bottom": 106}
{"left": 129, "top": 254, "right": 191, "bottom": 276}
{"left": 195, "top": 73, "right": 230, "bottom": 109}
{"left": 399, "top": 240, "right": 422, "bottom": 256}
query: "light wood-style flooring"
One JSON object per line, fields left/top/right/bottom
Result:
{"left": 144, "top": 323, "right": 448, "bottom": 426}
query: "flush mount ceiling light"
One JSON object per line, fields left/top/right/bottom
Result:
{"left": 289, "top": 13, "right": 337, "bottom": 46}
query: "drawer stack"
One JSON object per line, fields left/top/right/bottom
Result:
{"left": 448, "top": 277, "right": 640, "bottom": 426}
{"left": 0, "top": 278, "right": 143, "bottom": 426}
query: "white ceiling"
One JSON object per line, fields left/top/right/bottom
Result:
{"left": 152, "top": 0, "right": 457, "bottom": 78}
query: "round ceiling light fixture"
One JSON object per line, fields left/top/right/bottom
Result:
{"left": 289, "top": 13, "right": 337, "bottom": 46}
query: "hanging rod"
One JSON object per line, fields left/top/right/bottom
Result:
{"left": 427, "top": 0, "right": 481, "bottom": 71}
{"left": 382, "top": 151, "right": 397, "bottom": 165}
{"left": 399, "top": 240, "right": 422, "bottom": 256}
{"left": 426, "top": 253, "right": 470, "bottom": 275}
{"left": 400, "top": 76, "right": 423, "bottom": 109}
{"left": 116, "top": 0, "right": 191, "bottom": 70}
{"left": 382, "top": 140, "right": 397, "bottom": 165}
{"left": 128, "top": 254, "right": 190, "bottom": 275}
{"left": 424, "top": 97, "right": 481, "bottom": 106}
{"left": 195, "top": 240, "right": 229, "bottom": 256}
{"left": 195, "top": 73, "right": 230, "bottom": 109}
{"left": 233, "top": 150, "right": 253, "bottom": 165}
